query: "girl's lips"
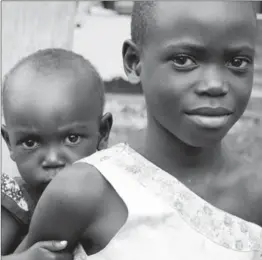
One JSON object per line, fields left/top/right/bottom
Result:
{"left": 186, "top": 107, "right": 233, "bottom": 116}
{"left": 186, "top": 114, "right": 231, "bottom": 129}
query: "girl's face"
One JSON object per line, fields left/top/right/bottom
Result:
{"left": 139, "top": 2, "right": 257, "bottom": 147}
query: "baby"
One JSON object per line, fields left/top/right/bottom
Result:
{"left": 1, "top": 48, "right": 112, "bottom": 259}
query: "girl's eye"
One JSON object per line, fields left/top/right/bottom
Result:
{"left": 227, "top": 57, "right": 251, "bottom": 70}
{"left": 22, "top": 139, "right": 39, "bottom": 149}
{"left": 172, "top": 55, "right": 197, "bottom": 70}
{"left": 65, "top": 134, "right": 81, "bottom": 145}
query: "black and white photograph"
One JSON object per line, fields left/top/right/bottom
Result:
{"left": 1, "top": 1, "right": 262, "bottom": 259}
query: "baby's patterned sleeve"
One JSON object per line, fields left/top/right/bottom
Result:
{"left": 1, "top": 173, "right": 30, "bottom": 225}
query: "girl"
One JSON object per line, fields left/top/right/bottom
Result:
{"left": 8, "top": 2, "right": 262, "bottom": 260}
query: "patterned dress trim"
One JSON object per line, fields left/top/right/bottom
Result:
{"left": 85, "top": 143, "right": 262, "bottom": 252}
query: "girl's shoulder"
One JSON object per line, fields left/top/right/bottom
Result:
{"left": 1, "top": 173, "right": 34, "bottom": 226}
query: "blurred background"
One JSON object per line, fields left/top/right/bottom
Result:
{"left": 2, "top": 1, "right": 262, "bottom": 177}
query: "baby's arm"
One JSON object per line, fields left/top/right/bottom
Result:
{"left": 1, "top": 172, "right": 73, "bottom": 260}
{"left": 1, "top": 173, "right": 29, "bottom": 255}
{"left": 1, "top": 208, "right": 23, "bottom": 255}
{"left": 24, "top": 163, "right": 108, "bottom": 252}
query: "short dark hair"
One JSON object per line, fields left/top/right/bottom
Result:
{"left": 2, "top": 48, "right": 105, "bottom": 118}
{"left": 131, "top": 1, "right": 156, "bottom": 47}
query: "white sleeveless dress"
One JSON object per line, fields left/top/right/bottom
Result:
{"left": 73, "top": 143, "right": 262, "bottom": 260}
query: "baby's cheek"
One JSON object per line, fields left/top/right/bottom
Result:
{"left": 74, "top": 138, "right": 98, "bottom": 157}
{"left": 16, "top": 154, "right": 40, "bottom": 182}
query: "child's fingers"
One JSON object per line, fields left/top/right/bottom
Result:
{"left": 36, "top": 240, "right": 68, "bottom": 252}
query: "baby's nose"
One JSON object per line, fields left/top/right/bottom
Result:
{"left": 42, "top": 147, "right": 65, "bottom": 169}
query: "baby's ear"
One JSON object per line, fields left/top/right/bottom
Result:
{"left": 2, "top": 125, "right": 10, "bottom": 148}
{"left": 97, "top": 113, "right": 113, "bottom": 150}
{"left": 1, "top": 125, "right": 14, "bottom": 161}
{"left": 122, "top": 39, "right": 141, "bottom": 84}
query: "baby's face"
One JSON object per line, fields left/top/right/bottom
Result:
{"left": 4, "top": 71, "right": 102, "bottom": 191}
{"left": 139, "top": 2, "right": 257, "bottom": 147}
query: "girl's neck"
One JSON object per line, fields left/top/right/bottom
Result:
{"left": 139, "top": 117, "right": 230, "bottom": 180}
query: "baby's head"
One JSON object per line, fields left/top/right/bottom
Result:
{"left": 123, "top": 1, "right": 257, "bottom": 147}
{"left": 2, "top": 48, "right": 112, "bottom": 191}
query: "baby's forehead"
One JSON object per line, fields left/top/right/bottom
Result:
{"left": 4, "top": 71, "right": 101, "bottom": 124}
{"left": 7, "top": 63, "right": 97, "bottom": 95}
{"left": 11, "top": 63, "right": 81, "bottom": 82}
{"left": 4, "top": 65, "right": 100, "bottom": 115}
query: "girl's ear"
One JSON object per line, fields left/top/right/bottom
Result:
{"left": 122, "top": 39, "right": 141, "bottom": 85}
{"left": 97, "top": 113, "right": 113, "bottom": 150}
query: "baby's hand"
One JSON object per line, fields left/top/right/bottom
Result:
{"left": 26, "top": 240, "right": 73, "bottom": 260}
{"left": 6, "top": 240, "right": 73, "bottom": 260}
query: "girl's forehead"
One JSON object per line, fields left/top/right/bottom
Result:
{"left": 147, "top": 2, "right": 256, "bottom": 49}
{"left": 154, "top": 2, "right": 256, "bottom": 32}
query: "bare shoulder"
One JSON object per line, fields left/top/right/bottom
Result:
{"left": 43, "top": 162, "right": 114, "bottom": 217}
{"left": 27, "top": 162, "right": 115, "bottom": 247}
{"left": 53, "top": 163, "right": 107, "bottom": 196}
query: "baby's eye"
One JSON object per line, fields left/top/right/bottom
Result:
{"left": 22, "top": 139, "right": 39, "bottom": 149}
{"left": 226, "top": 57, "right": 251, "bottom": 70}
{"left": 65, "top": 134, "right": 81, "bottom": 145}
{"left": 172, "top": 55, "right": 197, "bottom": 69}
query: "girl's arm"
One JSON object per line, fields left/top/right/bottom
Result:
{"left": 24, "top": 163, "right": 108, "bottom": 252}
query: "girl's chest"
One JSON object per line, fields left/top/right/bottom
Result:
{"left": 188, "top": 171, "right": 262, "bottom": 227}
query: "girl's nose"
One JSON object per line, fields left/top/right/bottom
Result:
{"left": 195, "top": 66, "right": 229, "bottom": 97}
